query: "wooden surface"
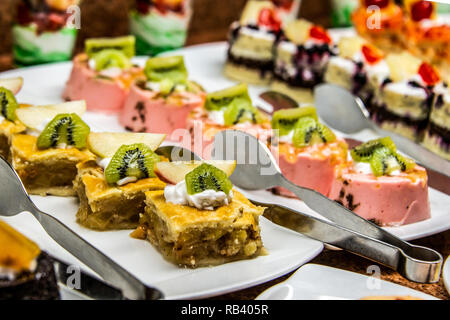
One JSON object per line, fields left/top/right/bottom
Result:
{"left": 0, "top": 0, "right": 448, "bottom": 301}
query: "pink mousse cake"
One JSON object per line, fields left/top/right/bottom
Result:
{"left": 63, "top": 54, "right": 143, "bottom": 113}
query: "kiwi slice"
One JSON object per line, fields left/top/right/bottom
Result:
{"left": 205, "top": 83, "right": 250, "bottom": 111}
{"left": 292, "top": 117, "right": 336, "bottom": 147}
{"left": 271, "top": 106, "right": 318, "bottom": 136}
{"left": 37, "top": 113, "right": 90, "bottom": 150}
{"left": 370, "top": 147, "right": 415, "bottom": 177}
{"left": 185, "top": 163, "right": 233, "bottom": 195}
{"left": 223, "top": 100, "right": 262, "bottom": 126}
{"left": 93, "top": 49, "right": 131, "bottom": 71}
{"left": 85, "top": 36, "right": 135, "bottom": 59}
{"left": 350, "top": 137, "right": 396, "bottom": 162}
{"left": 0, "top": 87, "right": 18, "bottom": 121}
{"left": 144, "top": 56, "right": 188, "bottom": 83}
{"left": 104, "top": 143, "right": 160, "bottom": 185}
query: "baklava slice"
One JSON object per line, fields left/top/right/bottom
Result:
{"left": 75, "top": 132, "right": 166, "bottom": 230}
{"left": 132, "top": 160, "right": 265, "bottom": 268}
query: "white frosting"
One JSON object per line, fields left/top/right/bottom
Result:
{"left": 385, "top": 81, "right": 427, "bottom": 99}
{"left": 278, "top": 41, "right": 297, "bottom": 54}
{"left": 164, "top": 180, "right": 233, "bottom": 210}
{"left": 328, "top": 56, "right": 356, "bottom": 74}
{"left": 25, "top": 118, "right": 52, "bottom": 137}
{"left": 99, "top": 67, "right": 122, "bottom": 78}
{"left": 240, "top": 26, "right": 276, "bottom": 41}
{"left": 278, "top": 130, "right": 294, "bottom": 144}
{"left": 88, "top": 58, "right": 96, "bottom": 70}
{"left": 146, "top": 81, "right": 161, "bottom": 91}
{"left": 207, "top": 109, "right": 225, "bottom": 125}
{"left": 366, "top": 60, "right": 390, "bottom": 84}
{"left": 96, "top": 157, "right": 112, "bottom": 170}
{"left": 117, "top": 176, "right": 138, "bottom": 186}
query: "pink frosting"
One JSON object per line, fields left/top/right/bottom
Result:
{"left": 329, "top": 166, "right": 431, "bottom": 226}
{"left": 63, "top": 54, "right": 140, "bottom": 113}
{"left": 120, "top": 84, "right": 205, "bottom": 140}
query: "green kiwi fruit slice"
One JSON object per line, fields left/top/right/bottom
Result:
{"left": 370, "top": 147, "right": 415, "bottom": 177}
{"left": 205, "top": 83, "right": 250, "bottom": 111}
{"left": 185, "top": 163, "right": 233, "bottom": 195}
{"left": 104, "top": 143, "right": 160, "bottom": 185}
{"left": 37, "top": 113, "right": 90, "bottom": 150}
{"left": 85, "top": 36, "right": 135, "bottom": 59}
{"left": 144, "top": 56, "right": 188, "bottom": 83}
{"left": 292, "top": 117, "right": 336, "bottom": 147}
{"left": 93, "top": 49, "right": 131, "bottom": 71}
{"left": 223, "top": 100, "right": 262, "bottom": 126}
{"left": 271, "top": 106, "right": 318, "bottom": 136}
{"left": 350, "top": 137, "right": 396, "bottom": 162}
{"left": 0, "top": 87, "right": 19, "bottom": 121}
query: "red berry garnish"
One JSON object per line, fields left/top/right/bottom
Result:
{"left": 410, "top": 0, "right": 433, "bottom": 22}
{"left": 361, "top": 45, "right": 383, "bottom": 64}
{"left": 309, "top": 26, "right": 331, "bottom": 43}
{"left": 364, "top": 0, "right": 389, "bottom": 9}
{"left": 258, "top": 8, "right": 281, "bottom": 31}
{"left": 418, "top": 62, "right": 440, "bottom": 86}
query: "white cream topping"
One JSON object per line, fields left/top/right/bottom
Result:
{"left": 96, "top": 157, "right": 112, "bottom": 170}
{"left": 0, "top": 114, "right": 5, "bottom": 124}
{"left": 25, "top": 118, "right": 52, "bottom": 137}
{"left": 146, "top": 81, "right": 160, "bottom": 91}
{"left": 278, "top": 40, "right": 297, "bottom": 54}
{"left": 366, "top": 60, "right": 390, "bottom": 84}
{"left": 328, "top": 56, "right": 356, "bottom": 74}
{"left": 278, "top": 130, "right": 294, "bottom": 144}
{"left": 384, "top": 81, "right": 427, "bottom": 98}
{"left": 164, "top": 180, "right": 233, "bottom": 210}
{"left": 117, "top": 176, "right": 138, "bottom": 186}
{"left": 240, "top": 26, "right": 276, "bottom": 41}
{"left": 207, "top": 109, "right": 225, "bottom": 125}
{"left": 88, "top": 58, "right": 96, "bottom": 70}
{"left": 99, "top": 67, "right": 123, "bottom": 78}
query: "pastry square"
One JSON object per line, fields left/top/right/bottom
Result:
{"left": 74, "top": 160, "right": 166, "bottom": 230}
{"left": 133, "top": 190, "right": 265, "bottom": 267}
{"left": 0, "top": 119, "right": 26, "bottom": 161}
{"left": 10, "top": 134, "right": 95, "bottom": 196}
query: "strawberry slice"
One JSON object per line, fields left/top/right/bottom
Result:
{"left": 362, "top": 44, "right": 383, "bottom": 65}
{"left": 410, "top": 0, "right": 433, "bottom": 22}
{"left": 258, "top": 8, "right": 281, "bottom": 31}
{"left": 418, "top": 62, "right": 440, "bottom": 86}
{"left": 309, "top": 25, "right": 331, "bottom": 44}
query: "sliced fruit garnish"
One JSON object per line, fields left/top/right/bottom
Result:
{"left": 410, "top": 0, "right": 434, "bottom": 22}
{"left": 284, "top": 19, "right": 313, "bottom": 44}
{"left": 223, "top": 101, "right": 262, "bottom": 126}
{"left": 386, "top": 52, "right": 422, "bottom": 82}
{"left": 0, "top": 87, "right": 19, "bottom": 121}
{"left": 87, "top": 132, "right": 166, "bottom": 158}
{"left": 361, "top": 44, "right": 384, "bottom": 65}
{"left": 350, "top": 137, "right": 397, "bottom": 162}
{"left": 337, "top": 36, "right": 366, "bottom": 59}
{"left": 271, "top": 106, "right": 318, "bottom": 136}
{"left": 0, "top": 77, "right": 23, "bottom": 95}
{"left": 370, "top": 147, "right": 415, "bottom": 176}
{"left": 292, "top": 117, "right": 336, "bottom": 148}
{"left": 37, "top": 113, "right": 90, "bottom": 150}
{"left": 144, "top": 55, "right": 188, "bottom": 83}
{"left": 104, "top": 143, "right": 160, "bottom": 185}
{"left": 418, "top": 62, "right": 440, "bottom": 86}
{"left": 16, "top": 100, "right": 86, "bottom": 130}
{"left": 92, "top": 49, "right": 131, "bottom": 71}
{"left": 185, "top": 163, "right": 233, "bottom": 195}
{"left": 155, "top": 160, "right": 236, "bottom": 185}
{"left": 85, "top": 35, "right": 135, "bottom": 59}
{"left": 258, "top": 8, "right": 281, "bottom": 31}
{"left": 309, "top": 25, "right": 331, "bottom": 44}
{"left": 205, "top": 83, "right": 251, "bottom": 111}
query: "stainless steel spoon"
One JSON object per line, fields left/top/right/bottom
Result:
{"left": 0, "top": 145, "right": 199, "bottom": 300}
{"left": 211, "top": 130, "right": 443, "bottom": 283}
{"left": 314, "top": 84, "right": 450, "bottom": 177}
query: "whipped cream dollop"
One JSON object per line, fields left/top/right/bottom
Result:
{"left": 277, "top": 130, "right": 294, "bottom": 144}
{"left": 164, "top": 180, "right": 233, "bottom": 210}
{"left": 89, "top": 59, "right": 122, "bottom": 78}
{"left": 96, "top": 157, "right": 139, "bottom": 186}
{"left": 0, "top": 114, "right": 5, "bottom": 124}
{"left": 96, "top": 157, "right": 112, "bottom": 170}
{"left": 207, "top": 109, "right": 225, "bottom": 125}
{"left": 353, "top": 157, "right": 401, "bottom": 177}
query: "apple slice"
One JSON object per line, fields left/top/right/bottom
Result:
{"left": 0, "top": 77, "right": 24, "bottom": 95}
{"left": 87, "top": 132, "right": 166, "bottom": 158}
{"left": 16, "top": 100, "right": 86, "bottom": 130}
{"left": 155, "top": 160, "right": 236, "bottom": 184}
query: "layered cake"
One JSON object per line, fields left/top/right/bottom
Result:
{"left": 132, "top": 160, "right": 265, "bottom": 267}
{"left": 185, "top": 83, "right": 271, "bottom": 159}
{"left": 63, "top": 36, "right": 143, "bottom": 113}
{"left": 13, "top": 0, "right": 79, "bottom": 65}
{"left": 370, "top": 52, "right": 439, "bottom": 141}
{"left": 272, "top": 19, "right": 334, "bottom": 103}
{"left": 224, "top": 0, "right": 282, "bottom": 85}
{"left": 0, "top": 220, "right": 59, "bottom": 300}
{"left": 130, "top": 0, "right": 192, "bottom": 55}
{"left": 329, "top": 137, "right": 430, "bottom": 227}
{"left": 120, "top": 55, "right": 205, "bottom": 138}
{"left": 74, "top": 132, "right": 167, "bottom": 230}
{"left": 324, "top": 36, "right": 389, "bottom": 104}
{"left": 422, "top": 82, "right": 450, "bottom": 160}
{"left": 270, "top": 106, "right": 348, "bottom": 198}
{"left": 352, "top": 0, "right": 405, "bottom": 52}
{"left": 0, "top": 78, "right": 26, "bottom": 161}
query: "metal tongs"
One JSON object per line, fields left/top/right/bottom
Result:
{"left": 212, "top": 130, "right": 443, "bottom": 283}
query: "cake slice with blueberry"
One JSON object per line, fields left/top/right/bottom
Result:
{"left": 271, "top": 19, "right": 335, "bottom": 103}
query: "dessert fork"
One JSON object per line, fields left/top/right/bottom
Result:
{"left": 211, "top": 130, "right": 443, "bottom": 283}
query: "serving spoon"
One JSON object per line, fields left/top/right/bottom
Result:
{"left": 211, "top": 130, "right": 442, "bottom": 283}
{"left": 0, "top": 145, "right": 199, "bottom": 300}
{"left": 313, "top": 84, "right": 450, "bottom": 177}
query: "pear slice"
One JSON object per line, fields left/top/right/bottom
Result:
{"left": 87, "top": 132, "right": 166, "bottom": 158}
{"left": 155, "top": 160, "right": 236, "bottom": 185}
{"left": 0, "top": 77, "right": 24, "bottom": 95}
{"left": 16, "top": 100, "right": 86, "bottom": 130}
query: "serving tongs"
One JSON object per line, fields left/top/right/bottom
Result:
{"left": 212, "top": 130, "right": 443, "bottom": 283}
